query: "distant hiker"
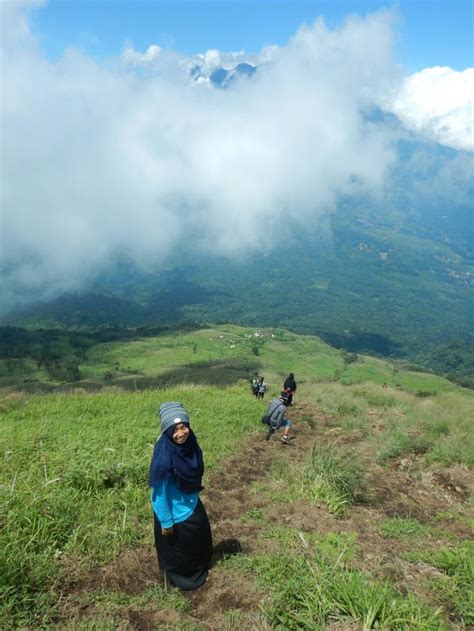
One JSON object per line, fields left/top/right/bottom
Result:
{"left": 283, "top": 372, "right": 297, "bottom": 405}
{"left": 149, "top": 402, "right": 212, "bottom": 590}
{"left": 262, "top": 391, "right": 292, "bottom": 444}
{"left": 257, "top": 377, "right": 267, "bottom": 399}
{"left": 251, "top": 374, "right": 260, "bottom": 397}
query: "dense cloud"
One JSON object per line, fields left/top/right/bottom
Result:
{"left": 387, "top": 66, "right": 474, "bottom": 152}
{"left": 0, "top": 5, "right": 472, "bottom": 314}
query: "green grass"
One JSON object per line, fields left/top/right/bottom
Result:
{"left": 338, "top": 353, "right": 462, "bottom": 395}
{"left": 263, "top": 444, "right": 366, "bottom": 516}
{"left": 227, "top": 545, "right": 445, "bottom": 630}
{"left": 404, "top": 542, "right": 474, "bottom": 625}
{"left": 1, "top": 325, "right": 473, "bottom": 628}
{"left": 78, "top": 325, "right": 345, "bottom": 390}
{"left": 92, "top": 585, "right": 189, "bottom": 613}
{"left": 259, "top": 528, "right": 358, "bottom": 564}
{"left": 303, "top": 382, "right": 474, "bottom": 468}
{"left": 58, "top": 591, "right": 200, "bottom": 631}
{"left": 395, "top": 371, "right": 459, "bottom": 395}
{"left": 301, "top": 445, "right": 366, "bottom": 515}
{"left": 353, "top": 385, "right": 398, "bottom": 408}
{"left": 0, "top": 384, "right": 264, "bottom": 628}
{"left": 3, "top": 324, "right": 472, "bottom": 403}
{"left": 378, "top": 430, "right": 433, "bottom": 461}
{"left": 340, "top": 358, "right": 394, "bottom": 386}
{"left": 81, "top": 328, "right": 247, "bottom": 379}
{"left": 380, "top": 517, "right": 430, "bottom": 540}
{"left": 240, "top": 507, "right": 267, "bottom": 524}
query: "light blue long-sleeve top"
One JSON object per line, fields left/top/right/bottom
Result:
{"left": 151, "top": 477, "right": 199, "bottom": 528}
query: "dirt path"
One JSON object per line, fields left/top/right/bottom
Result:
{"left": 185, "top": 403, "right": 329, "bottom": 625}
{"left": 57, "top": 401, "right": 473, "bottom": 630}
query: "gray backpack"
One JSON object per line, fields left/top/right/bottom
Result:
{"left": 261, "top": 399, "right": 286, "bottom": 430}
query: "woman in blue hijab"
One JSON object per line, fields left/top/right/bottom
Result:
{"left": 149, "top": 402, "right": 212, "bottom": 590}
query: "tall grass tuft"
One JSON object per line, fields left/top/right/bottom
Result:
{"left": 302, "top": 445, "right": 366, "bottom": 515}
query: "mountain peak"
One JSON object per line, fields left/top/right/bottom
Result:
{"left": 192, "top": 61, "right": 256, "bottom": 87}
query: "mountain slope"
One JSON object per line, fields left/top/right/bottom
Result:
{"left": 3, "top": 197, "right": 473, "bottom": 383}
{"left": 2, "top": 330, "right": 473, "bottom": 628}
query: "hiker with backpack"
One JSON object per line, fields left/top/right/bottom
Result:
{"left": 283, "top": 372, "right": 297, "bottom": 405}
{"left": 149, "top": 402, "right": 212, "bottom": 590}
{"left": 262, "top": 391, "right": 292, "bottom": 444}
{"left": 257, "top": 376, "right": 267, "bottom": 399}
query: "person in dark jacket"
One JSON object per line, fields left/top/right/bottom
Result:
{"left": 283, "top": 372, "right": 297, "bottom": 405}
{"left": 251, "top": 374, "right": 260, "bottom": 397}
{"left": 149, "top": 402, "right": 212, "bottom": 590}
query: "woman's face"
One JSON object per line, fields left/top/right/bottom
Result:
{"left": 172, "top": 422, "right": 190, "bottom": 445}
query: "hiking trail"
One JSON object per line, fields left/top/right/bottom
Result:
{"left": 57, "top": 400, "right": 473, "bottom": 629}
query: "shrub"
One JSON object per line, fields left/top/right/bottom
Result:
{"left": 343, "top": 352, "right": 359, "bottom": 365}
{"left": 336, "top": 402, "right": 359, "bottom": 417}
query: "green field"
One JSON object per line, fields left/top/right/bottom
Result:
{"left": 1, "top": 326, "right": 473, "bottom": 629}
{"left": 1, "top": 324, "right": 466, "bottom": 396}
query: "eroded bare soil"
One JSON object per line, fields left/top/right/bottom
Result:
{"left": 56, "top": 401, "right": 473, "bottom": 630}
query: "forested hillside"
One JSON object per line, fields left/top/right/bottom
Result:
{"left": 3, "top": 200, "right": 473, "bottom": 385}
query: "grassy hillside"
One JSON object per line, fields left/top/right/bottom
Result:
{"left": 1, "top": 327, "right": 473, "bottom": 629}
{"left": 0, "top": 324, "right": 468, "bottom": 394}
{"left": 1, "top": 385, "right": 262, "bottom": 627}
{"left": 5, "top": 204, "right": 474, "bottom": 383}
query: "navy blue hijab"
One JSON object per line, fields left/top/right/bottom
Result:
{"left": 149, "top": 424, "right": 204, "bottom": 494}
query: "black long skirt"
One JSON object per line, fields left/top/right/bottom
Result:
{"left": 153, "top": 499, "right": 213, "bottom": 591}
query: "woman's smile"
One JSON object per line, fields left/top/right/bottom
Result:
{"left": 172, "top": 423, "right": 190, "bottom": 444}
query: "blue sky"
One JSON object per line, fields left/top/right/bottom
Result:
{"left": 32, "top": 0, "right": 473, "bottom": 72}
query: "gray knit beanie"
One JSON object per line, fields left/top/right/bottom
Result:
{"left": 158, "top": 402, "right": 190, "bottom": 434}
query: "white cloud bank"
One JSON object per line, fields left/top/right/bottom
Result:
{"left": 0, "top": 4, "right": 472, "bottom": 313}
{"left": 123, "top": 41, "right": 474, "bottom": 153}
{"left": 388, "top": 66, "right": 474, "bottom": 152}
